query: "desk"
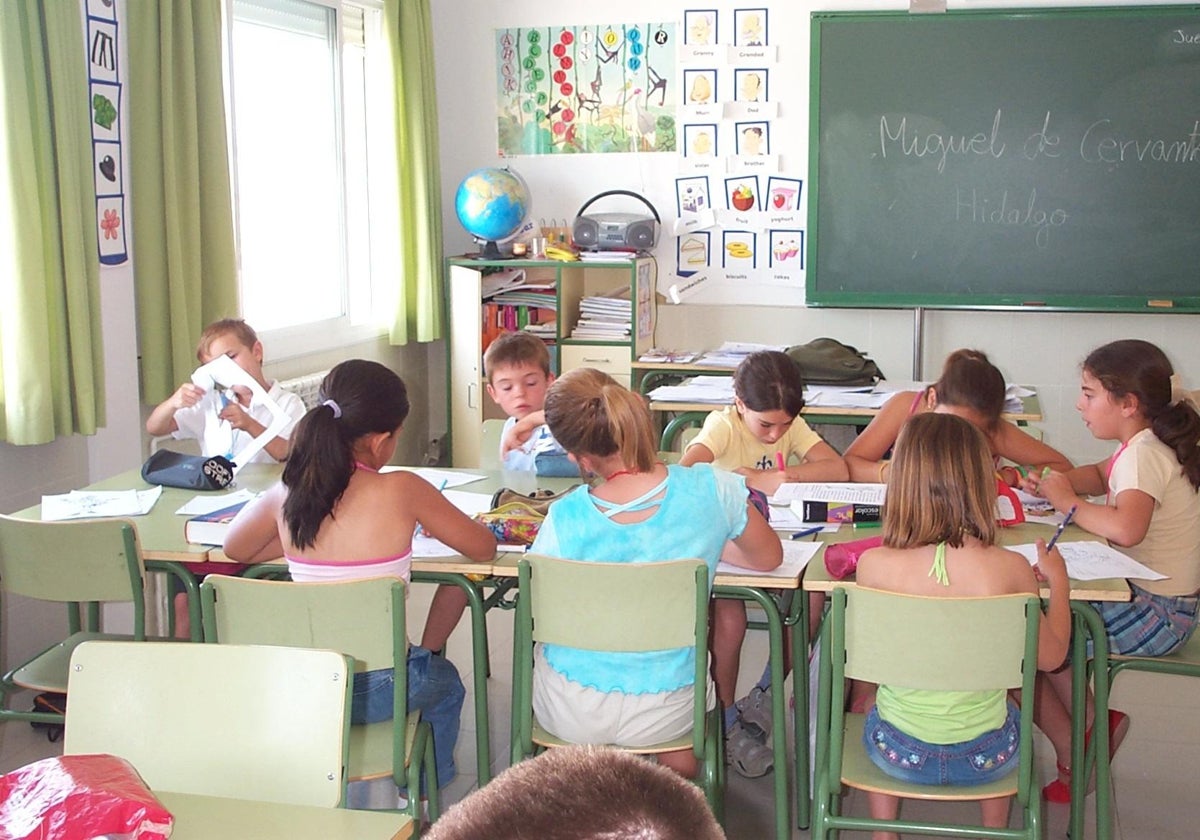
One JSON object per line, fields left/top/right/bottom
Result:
{"left": 802, "top": 523, "right": 1129, "bottom": 840}
{"left": 155, "top": 791, "right": 411, "bottom": 839}
{"left": 490, "top": 553, "right": 804, "bottom": 840}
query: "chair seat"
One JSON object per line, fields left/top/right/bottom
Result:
{"left": 840, "top": 714, "right": 1020, "bottom": 802}
{"left": 1110, "top": 630, "right": 1200, "bottom": 667}
{"left": 7, "top": 631, "right": 143, "bottom": 693}
{"left": 532, "top": 715, "right": 692, "bottom": 755}
{"left": 347, "top": 710, "right": 420, "bottom": 781}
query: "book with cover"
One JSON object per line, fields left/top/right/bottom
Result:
{"left": 184, "top": 499, "right": 249, "bottom": 545}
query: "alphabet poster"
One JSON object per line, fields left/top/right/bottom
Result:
{"left": 496, "top": 22, "right": 677, "bottom": 155}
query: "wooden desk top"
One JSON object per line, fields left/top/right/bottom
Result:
{"left": 802, "top": 522, "right": 1131, "bottom": 602}
{"left": 155, "top": 791, "right": 412, "bottom": 840}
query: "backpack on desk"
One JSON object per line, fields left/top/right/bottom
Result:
{"left": 786, "top": 338, "right": 884, "bottom": 386}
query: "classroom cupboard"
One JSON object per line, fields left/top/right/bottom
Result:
{"left": 445, "top": 257, "right": 657, "bottom": 467}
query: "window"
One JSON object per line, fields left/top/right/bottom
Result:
{"left": 226, "top": 0, "right": 397, "bottom": 357}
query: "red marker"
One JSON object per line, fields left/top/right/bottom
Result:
{"left": 775, "top": 451, "right": 784, "bottom": 472}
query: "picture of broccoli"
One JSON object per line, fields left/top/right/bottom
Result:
{"left": 93, "top": 94, "right": 117, "bottom": 130}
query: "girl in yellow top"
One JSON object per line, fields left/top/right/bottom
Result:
{"left": 844, "top": 349, "right": 1073, "bottom": 485}
{"left": 681, "top": 350, "right": 847, "bottom": 777}
{"left": 856, "top": 413, "right": 1070, "bottom": 837}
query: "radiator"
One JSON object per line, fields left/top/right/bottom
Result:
{"left": 278, "top": 370, "right": 329, "bottom": 410}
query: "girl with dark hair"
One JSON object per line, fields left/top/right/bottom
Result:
{"left": 845, "top": 348, "right": 1073, "bottom": 485}
{"left": 529, "top": 368, "right": 782, "bottom": 780}
{"left": 224, "top": 359, "right": 497, "bottom": 790}
{"left": 1029, "top": 339, "right": 1200, "bottom": 803}
{"left": 681, "top": 349, "right": 846, "bottom": 777}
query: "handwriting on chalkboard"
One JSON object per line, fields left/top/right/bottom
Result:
{"left": 880, "top": 110, "right": 1200, "bottom": 173}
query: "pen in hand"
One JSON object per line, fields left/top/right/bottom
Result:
{"left": 1045, "top": 504, "right": 1077, "bottom": 552}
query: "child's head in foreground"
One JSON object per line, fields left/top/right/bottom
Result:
{"left": 423, "top": 745, "right": 725, "bottom": 840}
{"left": 884, "top": 412, "right": 998, "bottom": 550}
{"left": 484, "top": 331, "right": 553, "bottom": 420}
{"left": 543, "top": 367, "right": 658, "bottom": 472}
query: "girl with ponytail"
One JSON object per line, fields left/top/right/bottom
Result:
{"left": 224, "top": 359, "right": 496, "bottom": 789}
{"left": 527, "top": 368, "right": 782, "bottom": 779}
{"left": 1029, "top": 339, "right": 1200, "bottom": 803}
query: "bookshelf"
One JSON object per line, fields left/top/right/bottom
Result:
{"left": 446, "top": 256, "right": 657, "bottom": 467}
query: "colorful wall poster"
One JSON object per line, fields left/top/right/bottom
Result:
{"left": 496, "top": 22, "right": 677, "bottom": 155}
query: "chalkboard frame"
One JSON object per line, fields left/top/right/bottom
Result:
{"left": 806, "top": 7, "right": 1200, "bottom": 313}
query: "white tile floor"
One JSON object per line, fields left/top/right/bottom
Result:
{"left": 4, "top": 585, "right": 1199, "bottom": 839}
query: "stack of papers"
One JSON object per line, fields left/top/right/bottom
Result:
{"left": 647, "top": 375, "right": 736, "bottom": 404}
{"left": 578, "top": 250, "right": 635, "bottom": 261}
{"left": 481, "top": 269, "right": 554, "bottom": 299}
{"left": 638, "top": 349, "right": 701, "bottom": 364}
{"left": 696, "top": 341, "right": 787, "bottom": 368}
{"left": 41, "top": 486, "right": 163, "bottom": 521}
{"left": 571, "top": 294, "right": 632, "bottom": 340}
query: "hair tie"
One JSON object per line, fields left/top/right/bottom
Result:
{"left": 322, "top": 399, "right": 342, "bottom": 419}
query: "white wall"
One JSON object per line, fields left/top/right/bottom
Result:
{"left": 431, "top": 0, "right": 1199, "bottom": 466}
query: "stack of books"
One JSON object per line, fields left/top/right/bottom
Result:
{"left": 570, "top": 294, "right": 632, "bottom": 340}
{"left": 481, "top": 269, "right": 558, "bottom": 348}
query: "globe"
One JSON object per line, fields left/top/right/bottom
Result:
{"left": 454, "top": 167, "right": 531, "bottom": 259}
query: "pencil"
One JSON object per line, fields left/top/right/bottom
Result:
{"left": 1045, "top": 504, "right": 1077, "bottom": 551}
{"left": 790, "top": 526, "right": 823, "bottom": 540}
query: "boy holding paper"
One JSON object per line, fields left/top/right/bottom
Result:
{"left": 146, "top": 318, "right": 305, "bottom": 464}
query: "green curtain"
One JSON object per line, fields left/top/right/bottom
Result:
{"left": 384, "top": 0, "right": 443, "bottom": 344}
{"left": 127, "top": 1, "right": 239, "bottom": 404}
{"left": 0, "top": 0, "right": 105, "bottom": 445}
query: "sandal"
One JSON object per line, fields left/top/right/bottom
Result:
{"left": 727, "top": 719, "right": 774, "bottom": 778}
{"left": 1043, "top": 709, "right": 1130, "bottom": 804}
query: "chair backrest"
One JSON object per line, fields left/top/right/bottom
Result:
{"left": 515, "top": 555, "right": 710, "bottom": 756}
{"left": 64, "top": 640, "right": 352, "bottom": 807}
{"left": 839, "top": 587, "right": 1033, "bottom": 691}
{"left": 824, "top": 586, "right": 1040, "bottom": 803}
{"left": 525, "top": 555, "right": 707, "bottom": 651}
{"left": 200, "top": 574, "right": 404, "bottom": 674}
{"left": 480, "top": 417, "right": 505, "bottom": 469}
{"left": 0, "top": 515, "right": 146, "bottom": 634}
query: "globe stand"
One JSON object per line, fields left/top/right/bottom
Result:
{"left": 480, "top": 239, "right": 503, "bottom": 260}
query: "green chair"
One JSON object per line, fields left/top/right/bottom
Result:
{"left": 813, "top": 587, "right": 1042, "bottom": 840}
{"left": 511, "top": 555, "right": 724, "bottom": 819}
{"left": 64, "top": 640, "right": 352, "bottom": 807}
{"left": 200, "top": 575, "right": 439, "bottom": 825}
{"left": 0, "top": 515, "right": 151, "bottom": 728}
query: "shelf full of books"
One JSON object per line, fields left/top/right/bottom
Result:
{"left": 480, "top": 268, "right": 557, "bottom": 353}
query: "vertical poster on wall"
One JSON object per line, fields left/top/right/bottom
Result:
{"left": 86, "top": 0, "right": 127, "bottom": 265}
{"left": 496, "top": 22, "right": 677, "bottom": 155}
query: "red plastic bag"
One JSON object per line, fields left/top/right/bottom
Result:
{"left": 0, "top": 754, "right": 172, "bottom": 840}
{"left": 823, "top": 535, "right": 884, "bottom": 580}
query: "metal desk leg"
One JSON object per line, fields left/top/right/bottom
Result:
{"left": 412, "top": 571, "right": 493, "bottom": 786}
{"left": 147, "top": 561, "right": 201, "bottom": 642}
{"left": 1069, "top": 602, "right": 1114, "bottom": 840}
{"left": 714, "top": 585, "right": 791, "bottom": 840}
{"left": 792, "top": 588, "right": 811, "bottom": 830}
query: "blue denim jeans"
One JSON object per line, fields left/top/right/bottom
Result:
{"left": 863, "top": 703, "right": 1020, "bottom": 786}
{"left": 351, "top": 645, "right": 465, "bottom": 788}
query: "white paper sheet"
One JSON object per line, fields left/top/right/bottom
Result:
{"left": 191, "top": 354, "right": 292, "bottom": 473}
{"left": 41, "top": 486, "right": 163, "bottom": 521}
{"left": 444, "top": 490, "right": 493, "bottom": 517}
{"left": 716, "top": 539, "right": 820, "bottom": 578}
{"left": 379, "top": 466, "right": 487, "bottom": 488}
{"left": 174, "top": 488, "right": 260, "bottom": 516}
{"left": 1006, "top": 541, "right": 1168, "bottom": 581}
{"left": 770, "top": 482, "right": 887, "bottom": 507}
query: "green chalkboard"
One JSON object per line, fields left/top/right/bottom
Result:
{"left": 807, "top": 7, "right": 1200, "bottom": 311}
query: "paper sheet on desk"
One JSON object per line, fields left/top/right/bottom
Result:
{"left": 771, "top": 482, "right": 887, "bottom": 507}
{"left": 1007, "top": 541, "right": 1168, "bottom": 581}
{"left": 379, "top": 466, "right": 487, "bottom": 488}
{"left": 41, "top": 486, "right": 163, "bottom": 521}
{"left": 175, "top": 488, "right": 259, "bottom": 516}
{"left": 191, "top": 355, "right": 292, "bottom": 473}
{"left": 716, "top": 540, "right": 820, "bottom": 578}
